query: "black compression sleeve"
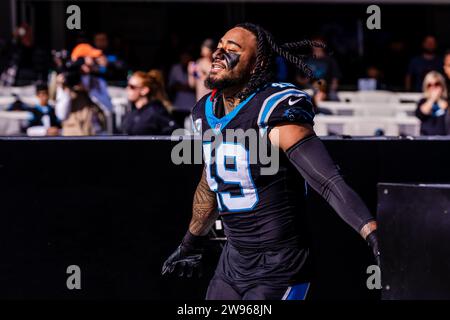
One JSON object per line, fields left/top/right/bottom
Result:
{"left": 286, "top": 134, "right": 375, "bottom": 234}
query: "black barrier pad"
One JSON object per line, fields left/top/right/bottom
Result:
{"left": 0, "top": 137, "right": 449, "bottom": 299}
{"left": 378, "top": 183, "right": 450, "bottom": 300}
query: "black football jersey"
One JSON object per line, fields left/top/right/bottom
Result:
{"left": 191, "top": 82, "right": 315, "bottom": 250}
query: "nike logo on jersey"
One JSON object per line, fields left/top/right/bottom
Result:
{"left": 288, "top": 97, "right": 303, "bottom": 105}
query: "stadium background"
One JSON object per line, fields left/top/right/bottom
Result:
{"left": 0, "top": 0, "right": 449, "bottom": 301}
{"left": 2, "top": 0, "right": 450, "bottom": 89}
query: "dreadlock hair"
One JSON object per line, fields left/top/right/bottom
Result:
{"left": 234, "top": 22, "right": 326, "bottom": 100}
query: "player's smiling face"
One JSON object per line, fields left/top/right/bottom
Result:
{"left": 206, "top": 27, "right": 257, "bottom": 90}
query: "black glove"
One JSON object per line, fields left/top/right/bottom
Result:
{"left": 366, "top": 230, "right": 381, "bottom": 267}
{"left": 161, "top": 230, "right": 207, "bottom": 278}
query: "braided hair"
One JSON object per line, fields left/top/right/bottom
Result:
{"left": 235, "top": 22, "right": 325, "bottom": 100}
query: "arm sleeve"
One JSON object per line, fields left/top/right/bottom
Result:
{"left": 259, "top": 90, "right": 315, "bottom": 132}
{"left": 286, "top": 134, "right": 375, "bottom": 234}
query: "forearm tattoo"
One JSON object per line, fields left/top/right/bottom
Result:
{"left": 189, "top": 169, "right": 218, "bottom": 236}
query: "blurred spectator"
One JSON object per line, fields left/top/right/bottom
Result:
{"left": 415, "top": 71, "right": 449, "bottom": 135}
{"left": 122, "top": 70, "right": 179, "bottom": 135}
{"left": 0, "top": 23, "right": 42, "bottom": 86}
{"left": 405, "top": 35, "right": 442, "bottom": 92}
{"left": 303, "top": 36, "right": 341, "bottom": 100}
{"left": 188, "top": 39, "right": 214, "bottom": 101}
{"left": 55, "top": 71, "right": 106, "bottom": 136}
{"left": 70, "top": 43, "right": 114, "bottom": 113}
{"left": 311, "top": 80, "right": 333, "bottom": 115}
{"left": 93, "top": 32, "right": 109, "bottom": 52}
{"left": 358, "top": 65, "right": 387, "bottom": 91}
{"left": 51, "top": 49, "right": 69, "bottom": 75}
{"left": 26, "top": 83, "right": 60, "bottom": 136}
{"left": 7, "top": 83, "right": 60, "bottom": 136}
{"left": 93, "top": 32, "right": 127, "bottom": 82}
{"left": 168, "top": 51, "right": 196, "bottom": 111}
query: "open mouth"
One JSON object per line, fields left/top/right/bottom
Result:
{"left": 211, "top": 60, "right": 227, "bottom": 72}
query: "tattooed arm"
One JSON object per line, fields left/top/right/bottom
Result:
{"left": 189, "top": 168, "right": 219, "bottom": 236}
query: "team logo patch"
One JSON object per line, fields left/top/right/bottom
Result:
{"left": 283, "top": 107, "right": 312, "bottom": 122}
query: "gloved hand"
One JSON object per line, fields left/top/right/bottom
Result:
{"left": 161, "top": 231, "right": 207, "bottom": 278}
{"left": 366, "top": 230, "right": 381, "bottom": 267}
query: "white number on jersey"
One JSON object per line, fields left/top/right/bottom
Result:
{"left": 203, "top": 142, "right": 258, "bottom": 212}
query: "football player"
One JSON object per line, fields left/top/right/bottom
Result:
{"left": 162, "top": 23, "right": 379, "bottom": 300}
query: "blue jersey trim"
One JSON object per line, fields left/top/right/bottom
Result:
{"left": 205, "top": 92, "right": 257, "bottom": 132}
{"left": 283, "top": 282, "right": 310, "bottom": 300}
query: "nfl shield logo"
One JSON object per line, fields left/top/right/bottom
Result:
{"left": 215, "top": 123, "right": 222, "bottom": 131}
